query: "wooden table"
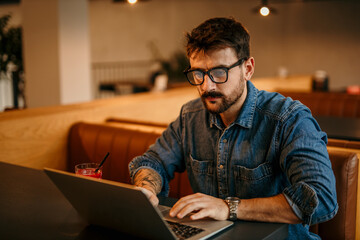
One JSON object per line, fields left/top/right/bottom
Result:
{"left": 0, "top": 162, "right": 288, "bottom": 240}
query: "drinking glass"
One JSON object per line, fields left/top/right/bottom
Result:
{"left": 75, "top": 163, "right": 102, "bottom": 179}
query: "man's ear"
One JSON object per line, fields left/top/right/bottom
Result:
{"left": 244, "top": 57, "right": 255, "bottom": 81}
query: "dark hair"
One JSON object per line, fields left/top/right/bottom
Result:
{"left": 185, "top": 17, "right": 250, "bottom": 60}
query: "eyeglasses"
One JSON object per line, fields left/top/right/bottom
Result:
{"left": 183, "top": 58, "right": 247, "bottom": 86}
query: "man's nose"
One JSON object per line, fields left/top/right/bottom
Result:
{"left": 201, "top": 74, "right": 216, "bottom": 91}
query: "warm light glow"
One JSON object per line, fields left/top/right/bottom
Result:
{"left": 260, "top": 6, "right": 270, "bottom": 16}
{"left": 128, "top": 0, "right": 137, "bottom": 4}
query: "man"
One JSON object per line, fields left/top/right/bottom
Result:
{"left": 129, "top": 17, "right": 337, "bottom": 239}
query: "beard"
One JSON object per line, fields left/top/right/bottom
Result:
{"left": 200, "top": 83, "right": 245, "bottom": 114}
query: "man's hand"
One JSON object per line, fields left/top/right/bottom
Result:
{"left": 169, "top": 193, "right": 229, "bottom": 220}
{"left": 133, "top": 168, "right": 162, "bottom": 207}
{"left": 137, "top": 186, "right": 159, "bottom": 206}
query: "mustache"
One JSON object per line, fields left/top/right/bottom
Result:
{"left": 201, "top": 91, "right": 224, "bottom": 98}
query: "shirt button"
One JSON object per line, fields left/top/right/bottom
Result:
{"left": 223, "top": 139, "right": 227, "bottom": 143}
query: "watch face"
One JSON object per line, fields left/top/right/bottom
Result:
{"left": 226, "top": 197, "right": 240, "bottom": 203}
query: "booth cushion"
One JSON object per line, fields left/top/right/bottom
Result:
{"left": 67, "top": 122, "right": 192, "bottom": 198}
{"left": 311, "top": 149, "right": 358, "bottom": 240}
{"left": 67, "top": 122, "right": 161, "bottom": 183}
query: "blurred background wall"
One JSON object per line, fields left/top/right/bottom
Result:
{"left": 89, "top": 0, "right": 360, "bottom": 90}
{"left": 0, "top": 0, "right": 359, "bottom": 108}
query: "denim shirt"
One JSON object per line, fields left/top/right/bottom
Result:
{"left": 129, "top": 81, "right": 338, "bottom": 239}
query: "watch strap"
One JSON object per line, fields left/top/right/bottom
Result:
{"left": 225, "top": 197, "right": 240, "bottom": 221}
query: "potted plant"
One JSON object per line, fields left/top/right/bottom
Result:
{"left": 159, "top": 51, "right": 189, "bottom": 83}
{"left": 0, "top": 14, "right": 24, "bottom": 109}
{"left": 147, "top": 41, "right": 189, "bottom": 87}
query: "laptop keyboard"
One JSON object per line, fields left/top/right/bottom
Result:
{"left": 166, "top": 220, "right": 204, "bottom": 239}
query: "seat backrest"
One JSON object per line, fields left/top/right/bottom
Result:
{"left": 106, "top": 117, "right": 169, "bottom": 128}
{"left": 67, "top": 122, "right": 162, "bottom": 184}
{"left": 67, "top": 122, "right": 193, "bottom": 198}
{"left": 311, "top": 149, "right": 359, "bottom": 240}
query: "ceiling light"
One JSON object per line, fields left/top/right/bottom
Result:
{"left": 252, "top": 0, "right": 277, "bottom": 17}
{"left": 112, "top": 0, "right": 149, "bottom": 3}
{"left": 260, "top": 6, "right": 270, "bottom": 16}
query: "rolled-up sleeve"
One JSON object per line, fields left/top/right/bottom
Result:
{"left": 279, "top": 109, "right": 338, "bottom": 226}
{"left": 283, "top": 182, "right": 319, "bottom": 225}
{"left": 128, "top": 113, "right": 185, "bottom": 196}
{"left": 129, "top": 154, "right": 171, "bottom": 196}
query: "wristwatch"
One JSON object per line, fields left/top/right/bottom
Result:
{"left": 224, "top": 197, "right": 241, "bottom": 221}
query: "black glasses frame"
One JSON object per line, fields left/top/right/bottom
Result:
{"left": 183, "top": 58, "right": 247, "bottom": 86}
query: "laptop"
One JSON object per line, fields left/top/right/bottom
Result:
{"left": 44, "top": 168, "right": 233, "bottom": 240}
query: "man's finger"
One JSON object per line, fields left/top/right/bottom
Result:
{"left": 136, "top": 187, "right": 159, "bottom": 206}
{"left": 190, "top": 208, "right": 211, "bottom": 220}
{"left": 170, "top": 194, "right": 200, "bottom": 217}
{"left": 175, "top": 201, "right": 202, "bottom": 219}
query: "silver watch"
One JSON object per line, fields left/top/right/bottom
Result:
{"left": 224, "top": 197, "right": 240, "bottom": 221}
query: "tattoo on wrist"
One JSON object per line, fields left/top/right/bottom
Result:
{"left": 134, "top": 169, "right": 162, "bottom": 194}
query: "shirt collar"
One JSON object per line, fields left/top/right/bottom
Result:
{"left": 209, "top": 81, "right": 258, "bottom": 129}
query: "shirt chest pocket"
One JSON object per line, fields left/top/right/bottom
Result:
{"left": 233, "top": 162, "right": 275, "bottom": 198}
{"left": 188, "top": 155, "right": 216, "bottom": 196}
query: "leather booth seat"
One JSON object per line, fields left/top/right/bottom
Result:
{"left": 67, "top": 122, "right": 192, "bottom": 199}
{"left": 67, "top": 122, "right": 358, "bottom": 239}
{"left": 310, "top": 149, "right": 358, "bottom": 240}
